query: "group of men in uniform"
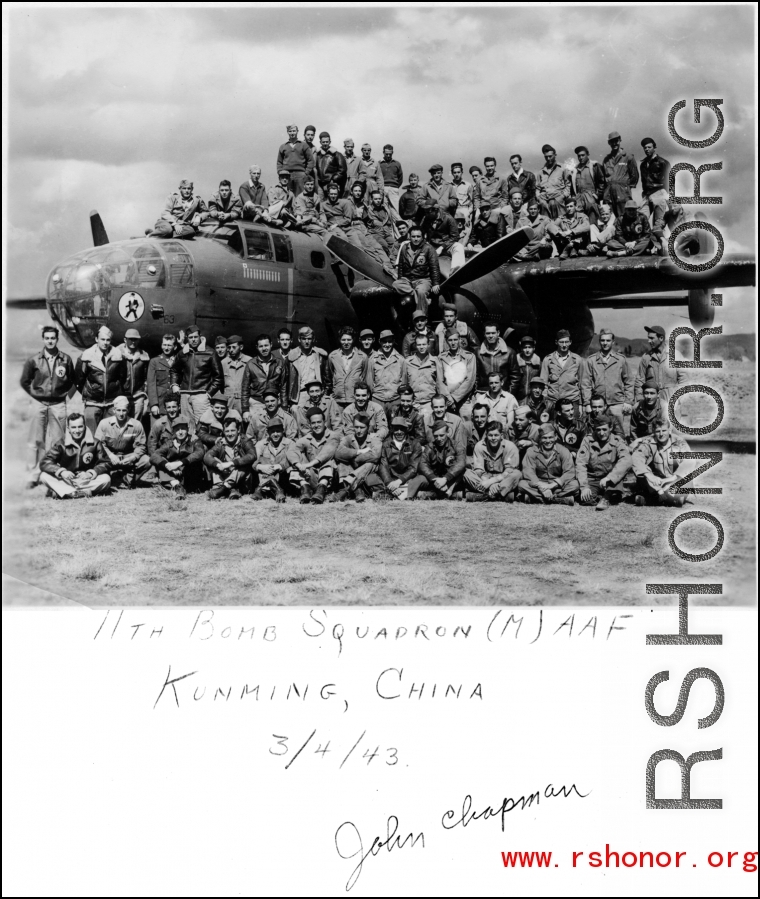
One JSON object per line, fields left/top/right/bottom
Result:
{"left": 146, "top": 126, "right": 685, "bottom": 315}
{"left": 22, "top": 313, "right": 690, "bottom": 510}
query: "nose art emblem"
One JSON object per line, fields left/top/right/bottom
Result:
{"left": 118, "top": 291, "right": 145, "bottom": 321}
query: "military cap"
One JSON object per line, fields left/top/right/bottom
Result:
{"left": 468, "top": 165, "right": 483, "bottom": 174}
{"left": 298, "top": 325, "right": 314, "bottom": 337}
{"left": 278, "top": 169, "right": 291, "bottom": 177}
{"left": 643, "top": 379, "right": 659, "bottom": 391}
{"left": 306, "top": 406, "right": 326, "bottom": 420}
{"left": 574, "top": 145, "right": 589, "bottom": 155}
{"left": 645, "top": 325, "right": 666, "bottom": 337}
{"left": 411, "top": 311, "right": 427, "bottom": 321}
{"left": 624, "top": 199, "right": 639, "bottom": 210}
{"left": 539, "top": 423, "right": 556, "bottom": 437}
{"left": 607, "top": 131, "right": 621, "bottom": 141}
{"left": 171, "top": 416, "right": 191, "bottom": 430}
{"left": 223, "top": 410, "right": 243, "bottom": 424}
{"left": 359, "top": 328, "right": 375, "bottom": 338}
{"left": 556, "top": 329, "right": 571, "bottom": 340}
{"left": 343, "top": 138, "right": 354, "bottom": 145}
{"left": 211, "top": 394, "right": 229, "bottom": 406}
{"left": 441, "top": 302, "right": 457, "bottom": 312}
{"left": 305, "top": 125, "right": 316, "bottom": 133}
{"left": 529, "top": 376, "right": 547, "bottom": 387}
{"left": 266, "top": 417, "right": 284, "bottom": 431}
{"left": 227, "top": 334, "right": 243, "bottom": 344}
{"left": 479, "top": 200, "right": 492, "bottom": 209}
{"left": 431, "top": 420, "right": 448, "bottom": 434}
{"left": 112, "top": 395, "right": 130, "bottom": 409}
{"left": 541, "top": 143, "right": 555, "bottom": 154}
{"left": 508, "top": 186, "right": 524, "bottom": 197}
{"left": 361, "top": 142, "right": 372, "bottom": 150}
{"left": 592, "top": 414, "right": 613, "bottom": 427}
{"left": 303, "top": 379, "right": 323, "bottom": 391}
{"left": 186, "top": 325, "right": 200, "bottom": 335}
{"left": 429, "top": 163, "right": 443, "bottom": 173}
{"left": 391, "top": 417, "right": 411, "bottom": 430}
{"left": 124, "top": 328, "right": 141, "bottom": 339}
{"left": 641, "top": 137, "right": 656, "bottom": 148}
{"left": 318, "top": 131, "right": 330, "bottom": 139}
{"left": 379, "top": 329, "right": 394, "bottom": 341}
{"left": 519, "top": 335, "right": 536, "bottom": 346}
{"left": 262, "top": 387, "right": 280, "bottom": 398}
{"left": 215, "top": 336, "right": 228, "bottom": 346}
{"left": 179, "top": 179, "right": 193, "bottom": 189}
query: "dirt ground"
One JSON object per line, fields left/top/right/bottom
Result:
{"left": 3, "top": 351, "right": 756, "bottom": 607}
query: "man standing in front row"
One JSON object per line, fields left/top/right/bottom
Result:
{"left": 20, "top": 325, "right": 76, "bottom": 484}
{"left": 582, "top": 327, "right": 633, "bottom": 434}
{"left": 39, "top": 412, "right": 112, "bottom": 499}
{"left": 75, "top": 325, "right": 126, "bottom": 434}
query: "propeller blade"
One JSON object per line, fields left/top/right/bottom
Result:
{"left": 90, "top": 209, "right": 109, "bottom": 247}
{"left": 325, "top": 234, "right": 395, "bottom": 289}
{"left": 442, "top": 226, "right": 534, "bottom": 290}
{"left": 5, "top": 297, "right": 48, "bottom": 309}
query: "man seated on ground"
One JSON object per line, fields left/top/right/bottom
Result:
{"left": 605, "top": 199, "right": 655, "bottom": 256}
{"left": 576, "top": 415, "right": 633, "bottom": 511}
{"left": 423, "top": 394, "right": 467, "bottom": 451}
{"left": 464, "top": 403, "right": 490, "bottom": 462}
{"left": 436, "top": 329, "right": 477, "bottom": 415}
{"left": 341, "top": 382, "right": 389, "bottom": 440}
{"left": 252, "top": 417, "right": 300, "bottom": 503}
{"left": 465, "top": 371, "right": 518, "bottom": 431}
{"left": 402, "top": 310, "right": 438, "bottom": 358}
{"left": 149, "top": 180, "right": 209, "bottom": 238}
{"left": 333, "top": 413, "right": 382, "bottom": 502}
{"left": 367, "top": 330, "right": 407, "bottom": 412}
{"left": 631, "top": 417, "right": 690, "bottom": 507}
{"left": 551, "top": 397, "right": 588, "bottom": 459}
{"left": 406, "top": 333, "right": 439, "bottom": 416}
{"left": 148, "top": 396, "right": 187, "bottom": 456}
{"left": 208, "top": 180, "right": 242, "bottom": 223}
{"left": 423, "top": 201, "right": 465, "bottom": 274}
{"left": 150, "top": 416, "right": 205, "bottom": 497}
{"left": 242, "top": 333, "right": 288, "bottom": 420}
{"left": 547, "top": 196, "right": 590, "bottom": 258}
{"left": 511, "top": 404, "right": 541, "bottom": 461}
{"left": 524, "top": 376, "right": 552, "bottom": 424}
{"left": 292, "top": 408, "right": 340, "bottom": 504}
{"left": 587, "top": 394, "right": 626, "bottom": 440}
{"left": 629, "top": 380, "right": 663, "bottom": 446}
{"left": 295, "top": 380, "right": 343, "bottom": 436}
{"left": 392, "top": 225, "right": 441, "bottom": 314}
{"left": 410, "top": 419, "right": 466, "bottom": 500}
{"left": 511, "top": 198, "right": 553, "bottom": 262}
{"left": 94, "top": 395, "right": 154, "bottom": 488}
{"left": 586, "top": 203, "right": 616, "bottom": 255}
{"left": 464, "top": 420, "right": 521, "bottom": 503}
{"left": 467, "top": 201, "right": 500, "bottom": 250}
{"left": 293, "top": 176, "right": 328, "bottom": 235}
{"left": 239, "top": 166, "right": 269, "bottom": 220}
{"left": 247, "top": 387, "right": 298, "bottom": 443}
{"left": 518, "top": 423, "right": 580, "bottom": 505}
{"left": 434, "top": 303, "right": 478, "bottom": 354}
{"left": 204, "top": 413, "right": 257, "bottom": 500}
{"left": 385, "top": 386, "right": 426, "bottom": 444}
{"left": 328, "top": 326, "right": 369, "bottom": 408}
{"left": 196, "top": 394, "right": 231, "bottom": 449}
{"left": 365, "top": 417, "right": 423, "bottom": 501}
{"left": 39, "top": 412, "right": 112, "bottom": 499}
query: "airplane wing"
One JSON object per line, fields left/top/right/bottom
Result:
{"left": 5, "top": 297, "right": 48, "bottom": 309}
{"left": 325, "top": 234, "right": 396, "bottom": 289}
{"left": 441, "top": 227, "right": 533, "bottom": 290}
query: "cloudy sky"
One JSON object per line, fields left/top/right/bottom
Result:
{"left": 3, "top": 3, "right": 756, "bottom": 336}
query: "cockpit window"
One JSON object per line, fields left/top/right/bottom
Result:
{"left": 271, "top": 233, "right": 293, "bottom": 264}
{"left": 245, "top": 230, "right": 274, "bottom": 261}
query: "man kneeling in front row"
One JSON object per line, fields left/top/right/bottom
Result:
{"left": 204, "top": 415, "right": 258, "bottom": 500}
{"left": 253, "top": 417, "right": 300, "bottom": 502}
{"left": 517, "top": 423, "right": 579, "bottom": 505}
{"left": 575, "top": 414, "right": 633, "bottom": 511}
{"left": 464, "top": 420, "right": 521, "bottom": 502}
{"left": 39, "top": 412, "right": 112, "bottom": 499}
{"left": 150, "top": 416, "right": 205, "bottom": 497}
{"left": 631, "top": 417, "right": 689, "bottom": 507}
{"left": 409, "top": 419, "right": 466, "bottom": 499}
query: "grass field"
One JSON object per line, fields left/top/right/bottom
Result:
{"left": 3, "top": 350, "right": 756, "bottom": 607}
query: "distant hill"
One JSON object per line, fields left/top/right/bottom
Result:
{"left": 587, "top": 332, "right": 756, "bottom": 361}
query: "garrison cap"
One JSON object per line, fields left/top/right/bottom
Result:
{"left": 541, "top": 143, "right": 555, "bottom": 154}
{"left": 556, "top": 329, "right": 571, "bottom": 340}
{"left": 379, "top": 329, "right": 394, "bottom": 341}
{"left": 211, "top": 394, "right": 229, "bottom": 406}
{"left": 112, "top": 395, "right": 130, "bottom": 409}
{"left": 645, "top": 325, "right": 666, "bottom": 337}
{"left": 529, "top": 377, "right": 547, "bottom": 387}
{"left": 306, "top": 406, "right": 325, "bottom": 420}
{"left": 509, "top": 187, "right": 524, "bottom": 197}
{"left": 303, "top": 379, "right": 323, "bottom": 391}
{"left": 431, "top": 420, "right": 448, "bottom": 434}
{"left": 171, "top": 416, "right": 191, "bottom": 430}
{"left": 391, "top": 417, "right": 411, "bottom": 430}
{"left": 186, "top": 325, "right": 200, "bottom": 335}
{"left": 643, "top": 379, "right": 659, "bottom": 391}
{"left": 607, "top": 130, "right": 621, "bottom": 141}
{"left": 592, "top": 414, "right": 613, "bottom": 427}
{"left": 359, "top": 328, "right": 375, "bottom": 338}
{"left": 179, "top": 179, "right": 193, "bottom": 189}
{"left": 519, "top": 335, "right": 536, "bottom": 346}
{"left": 223, "top": 410, "right": 242, "bottom": 424}
{"left": 278, "top": 168, "right": 291, "bottom": 176}
{"left": 361, "top": 142, "right": 372, "bottom": 150}
{"left": 624, "top": 199, "right": 639, "bottom": 210}
{"left": 262, "top": 387, "right": 280, "bottom": 398}
{"left": 428, "top": 163, "right": 443, "bottom": 173}
{"left": 539, "top": 423, "right": 556, "bottom": 437}
{"left": 124, "top": 328, "right": 141, "bottom": 339}
{"left": 298, "top": 325, "right": 314, "bottom": 337}
{"left": 478, "top": 200, "right": 492, "bottom": 209}
{"left": 266, "top": 417, "right": 284, "bottom": 431}
{"left": 215, "top": 336, "right": 228, "bottom": 346}
{"left": 641, "top": 137, "right": 656, "bottom": 147}
{"left": 227, "top": 334, "right": 243, "bottom": 344}
{"left": 574, "top": 145, "right": 589, "bottom": 155}
{"left": 411, "top": 311, "right": 427, "bottom": 321}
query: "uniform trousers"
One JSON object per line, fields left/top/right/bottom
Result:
{"left": 39, "top": 471, "right": 111, "bottom": 498}
{"left": 27, "top": 400, "right": 68, "bottom": 470}
{"left": 517, "top": 477, "right": 580, "bottom": 502}
{"left": 181, "top": 392, "right": 211, "bottom": 428}
{"left": 464, "top": 468, "right": 520, "bottom": 497}
{"left": 84, "top": 403, "right": 114, "bottom": 435}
